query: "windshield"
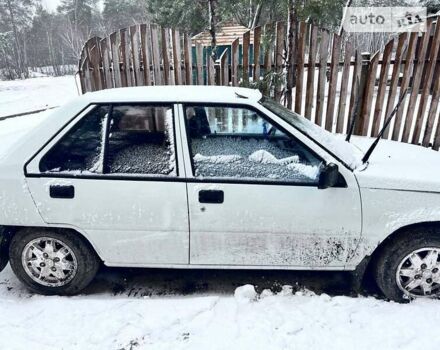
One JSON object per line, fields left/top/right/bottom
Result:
{"left": 260, "top": 97, "right": 362, "bottom": 169}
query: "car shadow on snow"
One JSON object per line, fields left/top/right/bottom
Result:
{"left": 83, "top": 266, "right": 379, "bottom": 298}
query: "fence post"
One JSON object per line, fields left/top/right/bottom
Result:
{"left": 354, "top": 52, "right": 371, "bottom": 135}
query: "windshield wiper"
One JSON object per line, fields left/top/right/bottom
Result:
{"left": 361, "top": 88, "right": 408, "bottom": 164}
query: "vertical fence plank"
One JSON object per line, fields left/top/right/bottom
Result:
{"left": 124, "top": 29, "right": 134, "bottom": 86}
{"left": 130, "top": 25, "right": 143, "bottom": 86}
{"left": 110, "top": 31, "right": 122, "bottom": 88}
{"left": 119, "top": 29, "right": 127, "bottom": 87}
{"left": 88, "top": 38, "right": 102, "bottom": 91}
{"left": 90, "top": 39, "right": 100, "bottom": 91}
{"left": 384, "top": 33, "right": 406, "bottom": 139}
{"left": 315, "top": 30, "right": 330, "bottom": 127}
{"left": 263, "top": 23, "right": 273, "bottom": 74}
{"left": 219, "top": 48, "right": 229, "bottom": 86}
{"left": 161, "top": 28, "right": 173, "bottom": 85}
{"left": 263, "top": 23, "right": 274, "bottom": 96}
{"left": 434, "top": 120, "right": 440, "bottom": 151}
{"left": 183, "top": 34, "right": 193, "bottom": 85}
{"left": 242, "top": 30, "right": 251, "bottom": 85}
{"left": 402, "top": 19, "right": 433, "bottom": 143}
{"left": 98, "top": 38, "right": 106, "bottom": 90}
{"left": 347, "top": 50, "right": 361, "bottom": 125}
{"left": 140, "top": 24, "right": 151, "bottom": 86}
{"left": 196, "top": 43, "right": 204, "bottom": 85}
{"left": 358, "top": 51, "right": 380, "bottom": 136}
{"left": 371, "top": 39, "right": 394, "bottom": 137}
{"left": 305, "top": 24, "right": 318, "bottom": 120}
{"left": 231, "top": 38, "right": 239, "bottom": 86}
{"left": 150, "top": 24, "right": 162, "bottom": 85}
{"left": 325, "top": 34, "right": 341, "bottom": 131}
{"left": 348, "top": 50, "right": 362, "bottom": 121}
{"left": 172, "top": 29, "right": 182, "bottom": 85}
{"left": 392, "top": 32, "right": 417, "bottom": 141}
{"left": 98, "top": 38, "right": 107, "bottom": 89}
{"left": 83, "top": 47, "right": 93, "bottom": 92}
{"left": 336, "top": 41, "right": 353, "bottom": 133}
{"left": 78, "top": 47, "right": 86, "bottom": 93}
{"left": 416, "top": 21, "right": 440, "bottom": 144}
{"left": 274, "top": 21, "right": 285, "bottom": 101}
{"left": 120, "top": 28, "right": 131, "bottom": 87}
{"left": 207, "top": 54, "right": 215, "bottom": 85}
{"left": 78, "top": 48, "right": 87, "bottom": 93}
{"left": 294, "top": 21, "right": 306, "bottom": 113}
{"left": 100, "top": 37, "right": 113, "bottom": 89}
{"left": 253, "top": 26, "right": 262, "bottom": 82}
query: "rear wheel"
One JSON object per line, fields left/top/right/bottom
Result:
{"left": 9, "top": 228, "right": 100, "bottom": 295}
{"left": 375, "top": 227, "right": 440, "bottom": 302}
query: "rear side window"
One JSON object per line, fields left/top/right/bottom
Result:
{"left": 40, "top": 106, "right": 109, "bottom": 173}
{"left": 39, "top": 104, "right": 176, "bottom": 176}
{"left": 106, "top": 105, "right": 176, "bottom": 175}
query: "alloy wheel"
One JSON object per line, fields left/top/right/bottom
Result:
{"left": 21, "top": 237, "right": 78, "bottom": 287}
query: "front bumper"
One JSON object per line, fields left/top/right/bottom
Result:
{"left": 0, "top": 227, "right": 9, "bottom": 272}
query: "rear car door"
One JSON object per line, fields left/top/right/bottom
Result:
{"left": 180, "top": 103, "right": 362, "bottom": 268}
{"left": 25, "top": 103, "right": 189, "bottom": 266}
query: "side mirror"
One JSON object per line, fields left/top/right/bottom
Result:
{"left": 318, "top": 163, "right": 340, "bottom": 189}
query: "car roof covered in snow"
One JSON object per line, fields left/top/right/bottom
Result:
{"left": 80, "top": 86, "right": 263, "bottom": 104}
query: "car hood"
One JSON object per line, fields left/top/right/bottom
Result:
{"left": 351, "top": 136, "right": 440, "bottom": 193}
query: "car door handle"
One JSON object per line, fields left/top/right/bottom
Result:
{"left": 49, "top": 185, "right": 75, "bottom": 199}
{"left": 199, "top": 190, "right": 224, "bottom": 204}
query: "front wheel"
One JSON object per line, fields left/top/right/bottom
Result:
{"left": 9, "top": 228, "right": 100, "bottom": 295}
{"left": 374, "top": 227, "right": 440, "bottom": 302}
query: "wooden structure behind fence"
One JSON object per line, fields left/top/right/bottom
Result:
{"left": 79, "top": 16, "right": 440, "bottom": 150}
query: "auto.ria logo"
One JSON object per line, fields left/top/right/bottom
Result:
{"left": 343, "top": 7, "right": 427, "bottom": 32}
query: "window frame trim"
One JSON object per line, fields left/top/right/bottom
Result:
{"left": 25, "top": 102, "right": 181, "bottom": 180}
{"left": 181, "top": 102, "right": 330, "bottom": 187}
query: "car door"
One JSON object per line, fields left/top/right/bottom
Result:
{"left": 25, "top": 103, "right": 189, "bottom": 266}
{"left": 180, "top": 103, "right": 362, "bottom": 268}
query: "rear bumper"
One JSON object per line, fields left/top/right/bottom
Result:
{"left": 0, "top": 227, "right": 10, "bottom": 272}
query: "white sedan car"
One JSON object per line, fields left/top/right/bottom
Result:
{"left": 0, "top": 86, "right": 439, "bottom": 302}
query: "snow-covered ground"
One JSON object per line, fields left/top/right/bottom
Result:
{"left": 0, "top": 76, "right": 78, "bottom": 118}
{"left": 1, "top": 76, "right": 440, "bottom": 350}
{"left": 2, "top": 264, "right": 440, "bottom": 350}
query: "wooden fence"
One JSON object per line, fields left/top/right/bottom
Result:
{"left": 78, "top": 17, "right": 440, "bottom": 150}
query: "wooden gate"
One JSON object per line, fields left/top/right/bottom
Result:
{"left": 78, "top": 16, "right": 440, "bottom": 149}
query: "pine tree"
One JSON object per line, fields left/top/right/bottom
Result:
{"left": 102, "top": 0, "right": 149, "bottom": 32}
{"left": 0, "top": 0, "right": 39, "bottom": 78}
{"left": 57, "top": 0, "right": 98, "bottom": 29}
{"left": 146, "top": 0, "right": 208, "bottom": 34}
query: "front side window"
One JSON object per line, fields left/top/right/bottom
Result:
{"left": 39, "top": 104, "right": 176, "bottom": 176}
{"left": 40, "top": 105, "right": 109, "bottom": 173}
{"left": 185, "top": 105, "right": 323, "bottom": 183}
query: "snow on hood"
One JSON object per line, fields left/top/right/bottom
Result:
{"left": 351, "top": 136, "right": 440, "bottom": 193}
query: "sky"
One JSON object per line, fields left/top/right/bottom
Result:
{"left": 41, "top": 0, "right": 60, "bottom": 12}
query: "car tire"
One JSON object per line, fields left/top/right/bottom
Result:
{"left": 9, "top": 228, "right": 100, "bottom": 295}
{"left": 374, "top": 226, "right": 440, "bottom": 302}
